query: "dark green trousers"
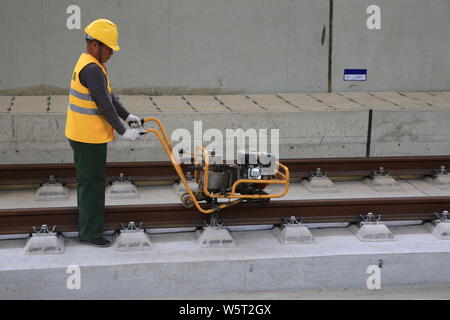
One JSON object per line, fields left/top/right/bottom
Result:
{"left": 69, "top": 139, "right": 107, "bottom": 240}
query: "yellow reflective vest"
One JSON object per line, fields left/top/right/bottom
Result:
{"left": 65, "top": 53, "right": 114, "bottom": 143}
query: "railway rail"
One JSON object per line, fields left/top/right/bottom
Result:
{"left": 2, "top": 156, "right": 450, "bottom": 186}
{"left": 1, "top": 156, "right": 450, "bottom": 235}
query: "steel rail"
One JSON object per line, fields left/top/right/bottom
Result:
{"left": 1, "top": 156, "right": 450, "bottom": 235}
{"left": 0, "top": 196, "right": 447, "bottom": 235}
{"left": 1, "top": 156, "right": 450, "bottom": 185}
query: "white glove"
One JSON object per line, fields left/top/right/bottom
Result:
{"left": 126, "top": 114, "right": 142, "bottom": 128}
{"left": 122, "top": 128, "right": 140, "bottom": 141}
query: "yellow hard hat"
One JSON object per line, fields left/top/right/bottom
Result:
{"left": 84, "top": 19, "right": 121, "bottom": 51}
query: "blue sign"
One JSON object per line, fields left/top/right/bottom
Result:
{"left": 343, "top": 69, "right": 367, "bottom": 81}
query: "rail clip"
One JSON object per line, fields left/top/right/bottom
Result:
{"left": 113, "top": 222, "right": 152, "bottom": 251}
{"left": 350, "top": 213, "right": 395, "bottom": 242}
{"left": 24, "top": 224, "right": 65, "bottom": 255}
{"left": 425, "top": 210, "right": 450, "bottom": 240}
{"left": 273, "top": 216, "right": 315, "bottom": 244}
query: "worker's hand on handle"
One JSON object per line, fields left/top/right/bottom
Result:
{"left": 126, "top": 114, "right": 142, "bottom": 128}
{"left": 122, "top": 128, "right": 141, "bottom": 141}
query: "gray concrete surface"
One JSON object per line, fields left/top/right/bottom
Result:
{"left": 0, "top": 93, "right": 372, "bottom": 164}
{"left": 332, "top": 0, "right": 450, "bottom": 92}
{"left": 1, "top": 225, "right": 450, "bottom": 299}
{"left": 370, "top": 109, "right": 450, "bottom": 157}
{"left": 162, "top": 284, "right": 450, "bottom": 300}
{"left": 2, "top": 91, "right": 450, "bottom": 164}
{"left": 0, "top": 0, "right": 329, "bottom": 94}
{"left": 1, "top": 1, "right": 449, "bottom": 94}
{"left": 361, "top": 91, "right": 450, "bottom": 157}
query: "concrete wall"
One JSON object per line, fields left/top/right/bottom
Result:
{"left": 2, "top": 91, "right": 450, "bottom": 164}
{"left": 1, "top": 0, "right": 448, "bottom": 94}
{"left": 0, "top": 0, "right": 329, "bottom": 94}
{"left": 332, "top": 0, "right": 450, "bottom": 92}
{"left": 371, "top": 110, "right": 450, "bottom": 157}
{"left": 0, "top": 111, "right": 368, "bottom": 164}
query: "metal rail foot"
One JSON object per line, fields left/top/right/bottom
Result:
{"left": 24, "top": 224, "right": 64, "bottom": 255}
{"left": 35, "top": 175, "right": 69, "bottom": 201}
{"left": 425, "top": 166, "right": 450, "bottom": 189}
{"left": 424, "top": 211, "right": 450, "bottom": 240}
{"left": 350, "top": 212, "right": 395, "bottom": 242}
{"left": 273, "top": 216, "right": 315, "bottom": 244}
{"left": 196, "top": 214, "right": 236, "bottom": 248}
{"left": 301, "top": 168, "right": 339, "bottom": 194}
{"left": 105, "top": 173, "right": 139, "bottom": 199}
{"left": 113, "top": 222, "right": 152, "bottom": 251}
{"left": 364, "top": 167, "right": 401, "bottom": 192}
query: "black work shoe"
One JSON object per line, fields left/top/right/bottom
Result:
{"left": 79, "top": 237, "right": 112, "bottom": 247}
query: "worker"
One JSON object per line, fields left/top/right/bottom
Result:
{"left": 65, "top": 19, "right": 141, "bottom": 247}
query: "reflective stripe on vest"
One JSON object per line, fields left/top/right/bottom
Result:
{"left": 69, "top": 103, "right": 102, "bottom": 116}
{"left": 69, "top": 88, "right": 93, "bottom": 102}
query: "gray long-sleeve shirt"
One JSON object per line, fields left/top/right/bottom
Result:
{"left": 79, "top": 63, "right": 129, "bottom": 135}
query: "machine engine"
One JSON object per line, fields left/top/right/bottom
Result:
{"left": 205, "top": 152, "right": 277, "bottom": 195}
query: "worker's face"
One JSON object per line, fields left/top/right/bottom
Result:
{"left": 88, "top": 41, "right": 113, "bottom": 63}
{"left": 99, "top": 44, "right": 113, "bottom": 63}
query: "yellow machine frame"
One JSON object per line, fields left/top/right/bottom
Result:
{"left": 142, "top": 118, "right": 290, "bottom": 214}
